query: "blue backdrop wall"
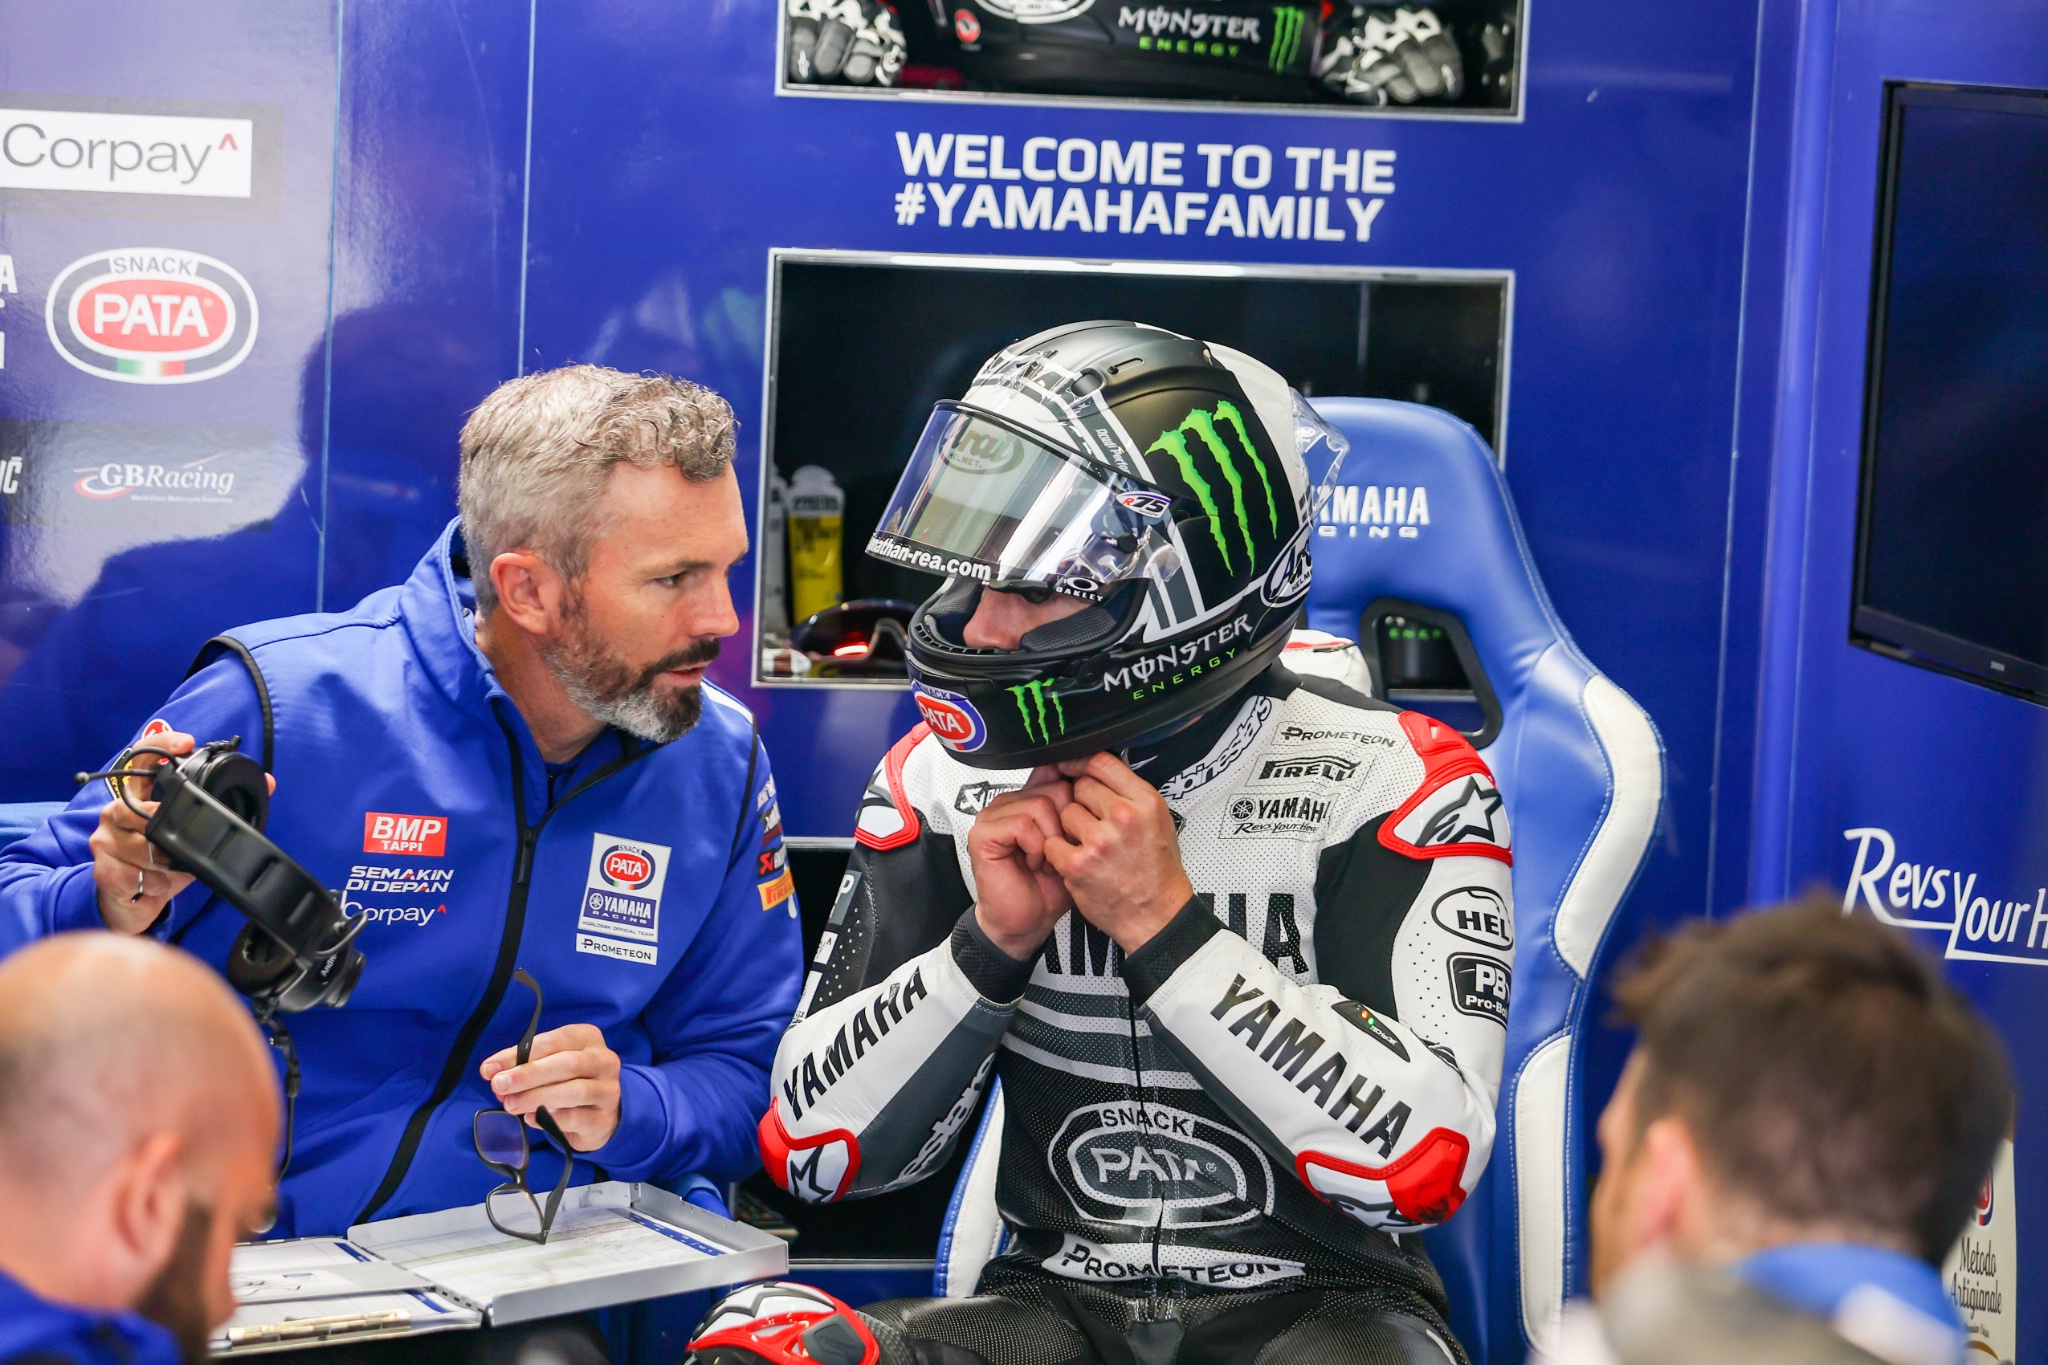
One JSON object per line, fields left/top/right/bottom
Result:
{"left": 0, "top": 0, "right": 2033, "bottom": 1358}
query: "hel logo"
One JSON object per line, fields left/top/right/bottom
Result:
{"left": 600, "top": 846, "right": 655, "bottom": 889}
{"left": 46, "top": 249, "right": 258, "bottom": 384}
{"left": 912, "top": 682, "right": 986, "bottom": 752}
{"left": 363, "top": 812, "right": 447, "bottom": 857}
{"left": 1432, "top": 886, "right": 1513, "bottom": 950}
{"left": 577, "top": 833, "right": 671, "bottom": 946}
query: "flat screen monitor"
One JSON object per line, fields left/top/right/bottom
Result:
{"left": 1853, "top": 82, "right": 2048, "bottom": 700}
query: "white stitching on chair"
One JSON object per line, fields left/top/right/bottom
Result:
{"left": 1553, "top": 675, "right": 1664, "bottom": 979}
{"left": 1515, "top": 1033, "right": 1572, "bottom": 1353}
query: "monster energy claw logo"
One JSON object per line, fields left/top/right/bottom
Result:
{"left": 1146, "top": 400, "right": 1278, "bottom": 574}
{"left": 1009, "top": 679, "right": 1067, "bottom": 743}
{"left": 1269, "top": 6, "right": 1306, "bottom": 69}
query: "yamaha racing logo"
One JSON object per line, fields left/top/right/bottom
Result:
{"left": 46, "top": 248, "right": 258, "bottom": 384}
{"left": 1053, "top": 1101, "right": 1272, "bottom": 1228}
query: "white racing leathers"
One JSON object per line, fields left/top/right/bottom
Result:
{"left": 759, "top": 666, "right": 1513, "bottom": 1301}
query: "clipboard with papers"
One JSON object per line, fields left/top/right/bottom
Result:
{"left": 215, "top": 1181, "right": 789, "bottom": 1354}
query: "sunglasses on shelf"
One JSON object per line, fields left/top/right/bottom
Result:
{"left": 789, "top": 599, "right": 918, "bottom": 672}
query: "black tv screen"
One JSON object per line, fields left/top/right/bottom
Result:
{"left": 1853, "top": 82, "right": 2048, "bottom": 700}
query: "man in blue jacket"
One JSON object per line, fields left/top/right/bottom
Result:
{"left": 0, "top": 364, "right": 803, "bottom": 1240}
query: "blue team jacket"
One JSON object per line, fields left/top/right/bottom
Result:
{"left": 0, "top": 522, "right": 803, "bottom": 1237}
{"left": 0, "top": 1270, "right": 180, "bottom": 1365}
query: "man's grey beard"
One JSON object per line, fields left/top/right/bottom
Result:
{"left": 540, "top": 597, "right": 719, "bottom": 744}
{"left": 135, "top": 1203, "right": 213, "bottom": 1365}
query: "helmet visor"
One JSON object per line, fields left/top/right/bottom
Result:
{"left": 867, "top": 402, "right": 1171, "bottom": 600}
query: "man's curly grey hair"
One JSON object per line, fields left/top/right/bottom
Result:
{"left": 458, "top": 365, "right": 736, "bottom": 614}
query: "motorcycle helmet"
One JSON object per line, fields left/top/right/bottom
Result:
{"left": 937, "top": 0, "right": 1324, "bottom": 101}
{"left": 869, "top": 320, "right": 1348, "bottom": 769}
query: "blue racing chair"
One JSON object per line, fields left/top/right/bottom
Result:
{"left": 930, "top": 399, "right": 1664, "bottom": 1365}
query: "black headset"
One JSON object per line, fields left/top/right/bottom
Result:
{"left": 81, "top": 737, "right": 367, "bottom": 1014}
{"left": 75, "top": 638, "right": 369, "bottom": 1176}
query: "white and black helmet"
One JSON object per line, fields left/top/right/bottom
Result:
{"left": 869, "top": 320, "right": 1347, "bottom": 768}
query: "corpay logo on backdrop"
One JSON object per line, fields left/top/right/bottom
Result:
{"left": 0, "top": 108, "right": 252, "bottom": 198}
{"left": 46, "top": 248, "right": 259, "bottom": 384}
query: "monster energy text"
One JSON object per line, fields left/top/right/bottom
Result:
{"left": 1146, "top": 401, "right": 1279, "bottom": 573}
{"left": 1010, "top": 679, "right": 1067, "bottom": 743}
{"left": 1103, "top": 614, "right": 1255, "bottom": 695}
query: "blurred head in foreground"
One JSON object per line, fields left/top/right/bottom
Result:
{"left": 1590, "top": 892, "right": 2011, "bottom": 1292}
{"left": 0, "top": 934, "right": 280, "bottom": 1364}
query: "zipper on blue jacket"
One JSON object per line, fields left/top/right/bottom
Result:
{"left": 355, "top": 724, "right": 649, "bottom": 1225}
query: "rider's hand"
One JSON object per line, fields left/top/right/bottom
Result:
{"left": 89, "top": 731, "right": 200, "bottom": 934}
{"left": 481, "top": 1024, "right": 623, "bottom": 1151}
{"left": 1043, "top": 752, "right": 1194, "bottom": 955}
{"left": 966, "top": 767, "right": 1077, "bottom": 960}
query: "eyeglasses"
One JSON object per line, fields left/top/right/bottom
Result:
{"left": 472, "top": 969, "right": 573, "bottom": 1244}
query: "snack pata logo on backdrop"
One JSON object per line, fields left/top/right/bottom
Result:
{"left": 46, "top": 248, "right": 259, "bottom": 384}
{"left": 576, "top": 833, "right": 672, "bottom": 965}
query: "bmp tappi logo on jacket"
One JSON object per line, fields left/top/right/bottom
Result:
{"left": 363, "top": 812, "right": 447, "bottom": 857}
{"left": 46, "top": 248, "right": 258, "bottom": 384}
{"left": 577, "top": 834, "right": 671, "bottom": 960}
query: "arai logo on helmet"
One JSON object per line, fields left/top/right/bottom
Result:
{"left": 45, "top": 248, "right": 258, "bottom": 384}
{"left": 1260, "top": 529, "right": 1313, "bottom": 606}
{"left": 600, "top": 845, "right": 657, "bottom": 890}
{"left": 976, "top": 0, "right": 1095, "bottom": 22}
{"left": 913, "top": 682, "right": 987, "bottom": 752}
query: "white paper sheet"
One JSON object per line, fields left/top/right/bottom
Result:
{"left": 369, "top": 1203, "right": 731, "bottom": 1307}
{"left": 228, "top": 1238, "right": 431, "bottom": 1305}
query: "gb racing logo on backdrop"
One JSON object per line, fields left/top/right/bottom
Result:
{"left": 1842, "top": 827, "right": 2048, "bottom": 967}
{"left": 46, "top": 248, "right": 258, "bottom": 384}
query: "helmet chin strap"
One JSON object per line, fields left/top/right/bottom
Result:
{"left": 1118, "top": 702, "right": 1216, "bottom": 761}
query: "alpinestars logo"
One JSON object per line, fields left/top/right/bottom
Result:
{"left": 1009, "top": 679, "right": 1066, "bottom": 742}
{"left": 954, "top": 781, "right": 1019, "bottom": 816}
{"left": 1146, "top": 401, "right": 1277, "bottom": 574}
{"left": 1417, "top": 778, "right": 1503, "bottom": 848}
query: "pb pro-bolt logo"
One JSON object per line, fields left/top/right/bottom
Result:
{"left": 1009, "top": 678, "right": 1066, "bottom": 742}
{"left": 1146, "top": 401, "right": 1277, "bottom": 574}
{"left": 46, "top": 248, "right": 258, "bottom": 384}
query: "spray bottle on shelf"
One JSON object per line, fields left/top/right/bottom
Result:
{"left": 786, "top": 465, "right": 845, "bottom": 625}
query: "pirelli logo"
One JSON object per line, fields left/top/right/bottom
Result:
{"left": 1257, "top": 754, "right": 1360, "bottom": 783}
